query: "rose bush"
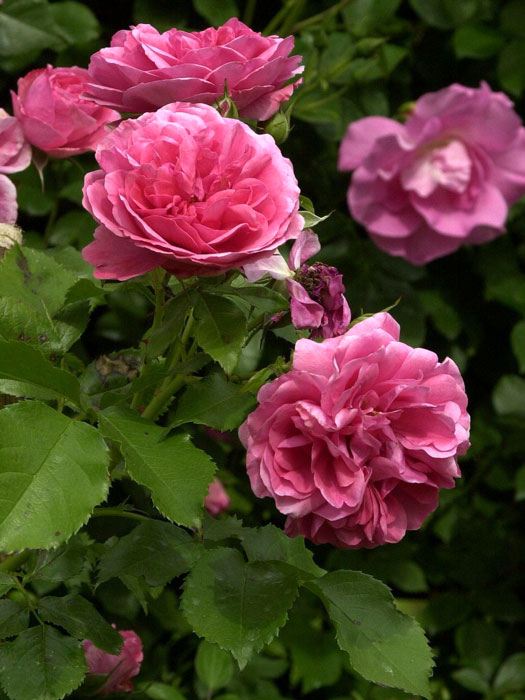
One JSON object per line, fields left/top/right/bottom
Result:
{"left": 82, "top": 101, "right": 302, "bottom": 279}
{"left": 87, "top": 18, "right": 302, "bottom": 120}
{"left": 339, "top": 82, "right": 525, "bottom": 264}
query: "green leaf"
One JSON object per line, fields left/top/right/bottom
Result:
{"left": 240, "top": 525, "right": 325, "bottom": 580}
{"left": 0, "top": 402, "right": 109, "bottom": 552}
{"left": 453, "top": 24, "right": 505, "bottom": 59}
{"left": 143, "top": 683, "right": 189, "bottom": 700}
{"left": 308, "top": 571, "right": 433, "bottom": 698}
{"left": 299, "top": 210, "right": 332, "bottom": 229}
{"left": 98, "top": 520, "right": 199, "bottom": 587}
{"left": 493, "top": 375, "right": 525, "bottom": 417}
{"left": 494, "top": 653, "right": 525, "bottom": 694}
{"left": 342, "top": 0, "right": 401, "bottom": 35}
{"left": 99, "top": 406, "right": 216, "bottom": 527}
{"left": 193, "top": 293, "right": 247, "bottom": 374}
{"left": 0, "top": 0, "right": 61, "bottom": 59}
{"left": 0, "top": 600, "right": 29, "bottom": 640}
{"left": 511, "top": 320, "right": 525, "bottom": 374}
{"left": 409, "top": 0, "right": 479, "bottom": 28}
{"left": 216, "top": 284, "right": 288, "bottom": 315}
{"left": 515, "top": 464, "right": 525, "bottom": 501}
{"left": 173, "top": 373, "right": 256, "bottom": 431}
{"left": 49, "top": 1, "right": 100, "bottom": 45}
{"left": 195, "top": 641, "right": 234, "bottom": 692}
{"left": 193, "top": 0, "right": 238, "bottom": 25}
{"left": 452, "top": 668, "right": 490, "bottom": 694}
{"left": 0, "top": 625, "right": 87, "bottom": 700}
{"left": 0, "top": 339, "right": 81, "bottom": 405}
{"left": 144, "top": 295, "right": 191, "bottom": 360}
{"left": 0, "top": 574, "right": 14, "bottom": 597}
{"left": 38, "top": 595, "right": 122, "bottom": 654}
{"left": 181, "top": 547, "right": 299, "bottom": 668}
{"left": 31, "top": 535, "right": 90, "bottom": 584}
{"left": 498, "top": 39, "right": 525, "bottom": 96}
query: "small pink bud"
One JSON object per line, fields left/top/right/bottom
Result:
{"left": 83, "top": 628, "right": 143, "bottom": 695}
{"left": 205, "top": 479, "right": 231, "bottom": 516}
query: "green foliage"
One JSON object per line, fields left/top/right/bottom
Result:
{"left": 195, "top": 641, "right": 235, "bottom": 693}
{"left": 0, "top": 601, "right": 29, "bottom": 640}
{"left": 0, "top": 402, "right": 109, "bottom": 551}
{"left": 193, "top": 292, "right": 248, "bottom": 374}
{"left": 181, "top": 547, "right": 299, "bottom": 668}
{"left": 308, "top": 571, "right": 434, "bottom": 697}
{"left": 0, "top": 626, "right": 87, "bottom": 700}
{"left": 99, "top": 406, "right": 216, "bottom": 527}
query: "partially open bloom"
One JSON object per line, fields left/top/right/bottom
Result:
{"left": 12, "top": 66, "right": 119, "bottom": 158}
{"left": 205, "top": 479, "right": 231, "bottom": 516}
{"left": 82, "top": 102, "right": 302, "bottom": 280}
{"left": 0, "top": 109, "right": 31, "bottom": 174}
{"left": 245, "top": 230, "right": 351, "bottom": 339}
{"left": 83, "top": 629, "right": 143, "bottom": 695}
{"left": 240, "top": 313, "right": 469, "bottom": 548}
{"left": 339, "top": 82, "right": 525, "bottom": 264}
{"left": 87, "top": 18, "right": 303, "bottom": 120}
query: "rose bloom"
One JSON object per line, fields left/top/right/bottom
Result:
{"left": 338, "top": 82, "right": 525, "bottom": 265}
{"left": 87, "top": 18, "right": 303, "bottom": 121}
{"left": 240, "top": 312, "right": 469, "bottom": 548}
{"left": 83, "top": 629, "right": 143, "bottom": 695}
{"left": 12, "top": 66, "right": 119, "bottom": 158}
{"left": 0, "top": 176, "right": 17, "bottom": 225}
{"left": 205, "top": 479, "right": 231, "bottom": 516}
{"left": 82, "top": 102, "right": 302, "bottom": 280}
{"left": 0, "top": 109, "right": 31, "bottom": 174}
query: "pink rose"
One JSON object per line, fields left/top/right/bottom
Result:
{"left": 12, "top": 65, "right": 119, "bottom": 158}
{"left": 239, "top": 313, "right": 470, "bottom": 548}
{"left": 83, "top": 629, "right": 143, "bottom": 695}
{"left": 0, "top": 175, "right": 17, "bottom": 225}
{"left": 87, "top": 18, "right": 303, "bottom": 121}
{"left": 205, "top": 479, "right": 231, "bottom": 516}
{"left": 0, "top": 109, "right": 31, "bottom": 174}
{"left": 82, "top": 102, "right": 302, "bottom": 280}
{"left": 338, "top": 82, "right": 525, "bottom": 264}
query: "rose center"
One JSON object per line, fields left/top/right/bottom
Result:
{"left": 401, "top": 139, "right": 472, "bottom": 198}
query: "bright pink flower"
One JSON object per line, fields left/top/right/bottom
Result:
{"left": 83, "top": 629, "right": 143, "bottom": 695}
{"left": 239, "top": 313, "right": 469, "bottom": 548}
{"left": 0, "top": 175, "right": 17, "bottom": 224}
{"left": 339, "top": 82, "right": 525, "bottom": 264}
{"left": 12, "top": 66, "right": 119, "bottom": 158}
{"left": 0, "top": 109, "right": 31, "bottom": 174}
{"left": 205, "top": 479, "right": 231, "bottom": 516}
{"left": 87, "top": 19, "right": 303, "bottom": 121}
{"left": 82, "top": 102, "right": 302, "bottom": 280}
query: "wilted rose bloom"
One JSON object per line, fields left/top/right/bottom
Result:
{"left": 205, "top": 479, "right": 231, "bottom": 516}
{"left": 245, "top": 230, "right": 351, "bottom": 339}
{"left": 83, "top": 629, "right": 143, "bottom": 695}
{"left": 240, "top": 313, "right": 469, "bottom": 548}
{"left": 0, "top": 109, "right": 31, "bottom": 174}
{"left": 82, "top": 102, "right": 302, "bottom": 280}
{"left": 339, "top": 82, "right": 525, "bottom": 264}
{"left": 12, "top": 66, "right": 119, "bottom": 158}
{"left": 87, "top": 18, "right": 303, "bottom": 121}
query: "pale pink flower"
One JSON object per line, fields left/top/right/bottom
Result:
{"left": 82, "top": 102, "right": 302, "bottom": 280}
{"left": 83, "top": 629, "right": 143, "bottom": 695}
{"left": 12, "top": 65, "right": 119, "bottom": 158}
{"left": 239, "top": 313, "right": 469, "bottom": 548}
{"left": 0, "top": 175, "right": 17, "bottom": 224}
{"left": 0, "top": 109, "right": 31, "bottom": 174}
{"left": 339, "top": 82, "right": 525, "bottom": 264}
{"left": 205, "top": 479, "right": 231, "bottom": 516}
{"left": 87, "top": 18, "right": 303, "bottom": 121}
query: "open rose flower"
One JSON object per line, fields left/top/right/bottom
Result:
{"left": 0, "top": 109, "right": 31, "bottom": 174}
{"left": 245, "top": 230, "right": 351, "bottom": 339}
{"left": 339, "top": 82, "right": 525, "bottom": 264}
{"left": 12, "top": 66, "right": 119, "bottom": 158}
{"left": 87, "top": 18, "right": 303, "bottom": 121}
{"left": 205, "top": 479, "right": 231, "bottom": 516}
{"left": 83, "top": 629, "right": 143, "bottom": 695}
{"left": 240, "top": 312, "right": 469, "bottom": 548}
{"left": 82, "top": 102, "right": 302, "bottom": 280}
